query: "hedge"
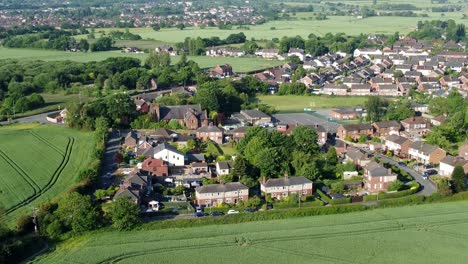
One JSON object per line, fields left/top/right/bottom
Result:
{"left": 363, "top": 182, "right": 420, "bottom": 201}
{"left": 316, "top": 189, "right": 351, "bottom": 205}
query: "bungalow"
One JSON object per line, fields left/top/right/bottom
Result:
{"left": 430, "top": 115, "right": 447, "bottom": 126}
{"left": 196, "top": 124, "right": 224, "bottom": 145}
{"left": 239, "top": 109, "right": 271, "bottom": 126}
{"left": 364, "top": 161, "right": 397, "bottom": 193}
{"left": 260, "top": 176, "right": 313, "bottom": 200}
{"left": 337, "top": 124, "right": 373, "bottom": 140}
{"left": 330, "top": 108, "right": 359, "bottom": 120}
{"left": 114, "top": 173, "right": 150, "bottom": 204}
{"left": 372, "top": 121, "right": 400, "bottom": 137}
{"left": 190, "top": 162, "right": 209, "bottom": 175}
{"left": 216, "top": 161, "right": 234, "bottom": 176}
{"left": 288, "top": 48, "right": 306, "bottom": 61}
{"left": 155, "top": 45, "right": 178, "bottom": 56}
{"left": 439, "top": 156, "right": 468, "bottom": 178}
{"left": 153, "top": 142, "right": 185, "bottom": 166}
{"left": 195, "top": 182, "right": 249, "bottom": 206}
{"left": 459, "top": 143, "right": 468, "bottom": 160}
{"left": 408, "top": 141, "right": 446, "bottom": 165}
{"left": 384, "top": 135, "right": 412, "bottom": 158}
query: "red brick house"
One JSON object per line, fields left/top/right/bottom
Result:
{"left": 209, "top": 64, "right": 234, "bottom": 78}
{"left": 364, "top": 161, "right": 397, "bottom": 193}
{"left": 134, "top": 98, "right": 150, "bottom": 113}
{"left": 149, "top": 104, "right": 209, "bottom": 130}
{"left": 140, "top": 158, "right": 169, "bottom": 177}
{"left": 260, "top": 176, "right": 313, "bottom": 200}
{"left": 195, "top": 182, "right": 249, "bottom": 206}
{"left": 337, "top": 124, "right": 373, "bottom": 140}
{"left": 196, "top": 124, "right": 224, "bottom": 144}
{"left": 330, "top": 108, "right": 359, "bottom": 120}
{"left": 400, "top": 117, "right": 431, "bottom": 138}
{"left": 372, "top": 121, "right": 401, "bottom": 137}
{"left": 231, "top": 126, "right": 250, "bottom": 142}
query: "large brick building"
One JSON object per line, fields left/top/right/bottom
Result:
{"left": 149, "top": 104, "right": 209, "bottom": 130}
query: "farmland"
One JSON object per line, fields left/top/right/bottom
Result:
{"left": 34, "top": 201, "right": 468, "bottom": 264}
{"left": 257, "top": 95, "right": 368, "bottom": 113}
{"left": 0, "top": 48, "right": 282, "bottom": 72}
{"left": 0, "top": 124, "right": 94, "bottom": 224}
{"left": 85, "top": 13, "right": 467, "bottom": 43}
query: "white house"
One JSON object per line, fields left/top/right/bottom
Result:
{"left": 439, "top": 156, "right": 468, "bottom": 178}
{"left": 353, "top": 48, "right": 382, "bottom": 58}
{"left": 153, "top": 142, "right": 185, "bottom": 166}
{"left": 216, "top": 161, "right": 233, "bottom": 176}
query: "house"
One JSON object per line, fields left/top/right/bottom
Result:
{"left": 255, "top": 49, "right": 280, "bottom": 59}
{"left": 345, "top": 148, "right": 370, "bottom": 167}
{"left": 114, "top": 173, "right": 150, "bottom": 204}
{"left": 155, "top": 45, "right": 178, "bottom": 56}
{"left": 408, "top": 141, "right": 446, "bottom": 165}
{"left": 153, "top": 142, "right": 185, "bottom": 166}
{"left": 372, "top": 121, "right": 400, "bottom": 137}
{"left": 459, "top": 143, "right": 468, "bottom": 160}
{"left": 384, "top": 135, "right": 412, "bottom": 158}
{"left": 260, "top": 176, "right": 313, "bottom": 200}
{"left": 349, "top": 84, "right": 371, "bottom": 96}
{"left": 377, "top": 84, "right": 399, "bottom": 96}
{"left": 196, "top": 124, "right": 224, "bottom": 145}
{"left": 321, "top": 84, "right": 348, "bottom": 95}
{"left": 337, "top": 124, "right": 373, "bottom": 140}
{"left": 288, "top": 48, "right": 306, "bottom": 61}
{"left": 191, "top": 162, "right": 209, "bottom": 175}
{"left": 237, "top": 109, "right": 271, "bottom": 126}
{"left": 206, "top": 47, "right": 245, "bottom": 57}
{"left": 400, "top": 117, "right": 431, "bottom": 138}
{"left": 430, "top": 115, "right": 447, "bottom": 126}
{"left": 216, "top": 161, "right": 233, "bottom": 176}
{"left": 195, "top": 182, "right": 249, "bottom": 206}
{"left": 149, "top": 104, "right": 209, "bottom": 130}
{"left": 231, "top": 126, "right": 250, "bottom": 142}
{"left": 353, "top": 48, "right": 382, "bottom": 58}
{"left": 209, "top": 64, "right": 234, "bottom": 78}
{"left": 124, "top": 131, "right": 147, "bottom": 149}
{"left": 363, "top": 161, "right": 397, "bottom": 193}
{"left": 439, "top": 156, "right": 468, "bottom": 178}
{"left": 330, "top": 108, "right": 359, "bottom": 120}
{"left": 140, "top": 158, "right": 169, "bottom": 177}
{"left": 113, "top": 188, "right": 141, "bottom": 204}
{"left": 134, "top": 98, "right": 150, "bottom": 113}
{"left": 440, "top": 76, "right": 460, "bottom": 89}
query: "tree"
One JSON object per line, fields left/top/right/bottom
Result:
{"left": 365, "top": 96, "right": 386, "bottom": 122}
{"left": 94, "top": 117, "right": 109, "bottom": 142}
{"left": 145, "top": 50, "right": 171, "bottom": 71}
{"left": 90, "top": 37, "right": 113, "bottom": 52}
{"left": 452, "top": 165, "right": 466, "bottom": 192}
{"left": 437, "top": 178, "right": 453, "bottom": 197}
{"left": 331, "top": 182, "right": 344, "bottom": 193}
{"left": 358, "top": 134, "right": 368, "bottom": 143}
{"left": 292, "top": 126, "right": 319, "bottom": 155}
{"left": 388, "top": 180, "right": 403, "bottom": 191}
{"left": 107, "top": 197, "right": 140, "bottom": 230}
{"left": 55, "top": 192, "right": 100, "bottom": 233}
{"left": 176, "top": 24, "right": 186, "bottom": 30}
{"left": 152, "top": 24, "right": 161, "bottom": 31}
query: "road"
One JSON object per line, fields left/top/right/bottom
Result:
{"left": 99, "top": 130, "right": 124, "bottom": 188}
{"left": 371, "top": 152, "right": 437, "bottom": 196}
{"left": 0, "top": 110, "right": 61, "bottom": 125}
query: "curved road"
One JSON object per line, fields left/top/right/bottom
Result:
{"left": 0, "top": 110, "right": 61, "bottom": 125}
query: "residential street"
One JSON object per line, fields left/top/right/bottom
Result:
{"left": 99, "top": 130, "right": 123, "bottom": 188}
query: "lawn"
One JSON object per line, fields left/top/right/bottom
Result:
{"left": 33, "top": 201, "right": 468, "bottom": 264}
{"left": 258, "top": 95, "right": 368, "bottom": 112}
{"left": 0, "top": 48, "right": 282, "bottom": 72}
{"left": 0, "top": 124, "right": 94, "bottom": 225}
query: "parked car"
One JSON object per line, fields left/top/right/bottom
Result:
{"left": 397, "top": 162, "right": 406, "bottom": 167}
{"left": 194, "top": 212, "right": 207, "bottom": 218}
{"left": 227, "top": 209, "right": 239, "bottom": 214}
{"left": 210, "top": 211, "right": 224, "bottom": 216}
{"left": 425, "top": 169, "right": 438, "bottom": 175}
{"left": 243, "top": 208, "right": 255, "bottom": 213}
{"left": 422, "top": 173, "right": 429, "bottom": 180}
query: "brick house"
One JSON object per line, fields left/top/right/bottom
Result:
{"left": 124, "top": 131, "right": 147, "bottom": 149}
{"left": 363, "top": 161, "right": 397, "bottom": 193}
{"left": 384, "top": 135, "right": 412, "bottom": 158}
{"left": 330, "top": 108, "right": 359, "bottom": 120}
{"left": 196, "top": 124, "right": 224, "bottom": 145}
{"left": 439, "top": 156, "right": 468, "bottom": 178}
{"left": 260, "top": 176, "right": 313, "bottom": 200}
{"left": 345, "top": 148, "right": 370, "bottom": 167}
{"left": 459, "top": 143, "right": 468, "bottom": 160}
{"left": 238, "top": 109, "right": 271, "bottom": 126}
{"left": 140, "top": 158, "right": 169, "bottom": 177}
{"left": 400, "top": 116, "right": 430, "bottom": 137}
{"left": 337, "top": 124, "right": 373, "bottom": 140}
{"left": 408, "top": 141, "right": 446, "bottom": 165}
{"left": 195, "top": 182, "right": 249, "bottom": 206}
{"left": 134, "top": 98, "right": 150, "bottom": 113}
{"left": 149, "top": 104, "right": 209, "bottom": 130}
{"left": 321, "top": 84, "right": 348, "bottom": 95}
{"left": 209, "top": 64, "right": 234, "bottom": 78}
{"left": 372, "top": 121, "right": 401, "bottom": 137}
{"left": 231, "top": 126, "right": 250, "bottom": 142}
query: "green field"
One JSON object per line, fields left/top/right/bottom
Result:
{"left": 33, "top": 201, "right": 468, "bottom": 263}
{"left": 87, "top": 13, "right": 467, "bottom": 43}
{"left": 0, "top": 48, "right": 282, "bottom": 72}
{"left": 0, "top": 124, "right": 94, "bottom": 224}
{"left": 258, "top": 95, "right": 368, "bottom": 112}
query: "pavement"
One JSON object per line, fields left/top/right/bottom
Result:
{"left": 0, "top": 110, "right": 61, "bottom": 125}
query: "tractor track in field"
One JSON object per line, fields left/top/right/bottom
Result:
{"left": 87, "top": 215, "right": 468, "bottom": 264}
{"left": 29, "top": 130, "right": 65, "bottom": 156}
{"left": 2, "top": 137, "right": 74, "bottom": 215}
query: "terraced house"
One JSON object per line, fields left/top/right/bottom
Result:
{"left": 260, "top": 176, "right": 313, "bottom": 200}
{"left": 408, "top": 141, "right": 446, "bottom": 165}
{"left": 337, "top": 124, "right": 373, "bottom": 140}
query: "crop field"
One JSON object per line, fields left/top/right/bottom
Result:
{"left": 0, "top": 48, "right": 282, "bottom": 72}
{"left": 34, "top": 201, "right": 468, "bottom": 264}
{"left": 257, "top": 95, "right": 368, "bottom": 112}
{"left": 0, "top": 124, "right": 94, "bottom": 224}
{"left": 88, "top": 13, "right": 467, "bottom": 43}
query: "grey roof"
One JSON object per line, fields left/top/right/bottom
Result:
{"left": 409, "top": 141, "right": 439, "bottom": 155}
{"left": 386, "top": 135, "right": 410, "bottom": 145}
{"left": 241, "top": 109, "right": 270, "bottom": 119}
{"left": 197, "top": 125, "right": 224, "bottom": 133}
{"left": 373, "top": 121, "right": 400, "bottom": 129}
{"left": 154, "top": 142, "right": 184, "bottom": 156}
{"left": 333, "top": 108, "right": 357, "bottom": 114}
{"left": 262, "top": 176, "right": 312, "bottom": 188}
{"left": 159, "top": 104, "right": 207, "bottom": 121}
{"left": 232, "top": 126, "right": 250, "bottom": 133}
{"left": 440, "top": 155, "right": 467, "bottom": 167}
{"left": 365, "top": 161, "right": 393, "bottom": 177}
{"left": 114, "top": 188, "right": 139, "bottom": 201}
{"left": 346, "top": 149, "right": 365, "bottom": 161}
{"left": 187, "top": 153, "right": 206, "bottom": 163}
{"left": 217, "top": 161, "right": 233, "bottom": 170}
{"left": 341, "top": 124, "right": 373, "bottom": 131}
{"left": 195, "top": 182, "right": 248, "bottom": 193}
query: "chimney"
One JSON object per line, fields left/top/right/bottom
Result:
{"left": 387, "top": 168, "right": 392, "bottom": 175}
{"left": 262, "top": 176, "right": 267, "bottom": 184}
{"left": 284, "top": 173, "right": 289, "bottom": 179}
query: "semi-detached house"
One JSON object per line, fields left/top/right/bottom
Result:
{"left": 195, "top": 182, "right": 249, "bottom": 206}
{"left": 260, "top": 176, "right": 313, "bottom": 200}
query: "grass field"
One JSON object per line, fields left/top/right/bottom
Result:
{"left": 0, "top": 48, "right": 282, "bottom": 72}
{"left": 0, "top": 124, "right": 94, "bottom": 224}
{"left": 258, "top": 95, "right": 368, "bottom": 112}
{"left": 86, "top": 13, "right": 467, "bottom": 43}
{"left": 33, "top": 201, "right": 468, "bottom": 264}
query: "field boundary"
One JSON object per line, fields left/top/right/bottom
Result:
{"left": 2, "top": 137, "right": 74, "bottom": 215}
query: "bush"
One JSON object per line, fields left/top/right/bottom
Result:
{"left": 363, "top": 182, "right": 420, "bottom": 201}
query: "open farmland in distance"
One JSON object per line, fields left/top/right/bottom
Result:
{"left": 0, "top": 124, "right": 94, "bottom": 225}
{"left": 33, "top": 201, "right": 468, "bottom": 264}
